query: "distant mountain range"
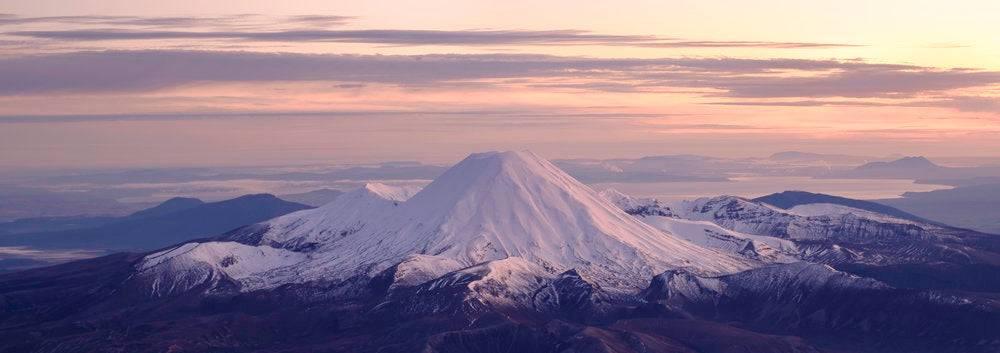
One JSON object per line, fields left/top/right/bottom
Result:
{"left": 831, "top": 156, "right": 1000, "bottom": 181}
{"left": 0, "top": 194, "right": 310, "bottom": 251}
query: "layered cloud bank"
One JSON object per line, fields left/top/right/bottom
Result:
{"left": 1, "top": 6, "right": 998, "bottom": 168}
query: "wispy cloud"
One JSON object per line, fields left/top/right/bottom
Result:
{"left": 0, "top": 13, "right": 857, "bottom": 49}
{"left": 0, "top": 13, "right": 352, "bottom": 28}
{"left": 707, "top": 100, "right": 900, "bottom": 107}
{"left": 713, "top": 69, "right": 1000, "bottom": 98}
{"left": 7, "top": 28, "right": 860, "bottom": 48}
{"left": 0, "top": 50, "right": 995, "bottom": 108}
{"left": 0, "top": 107, "right": 671, "bottom": 123}
{"left": 924, "top": 96, "right": 1000, "bottom": 113}
{"left": 710, "top": 96, "right": 1000, "bottom": 113}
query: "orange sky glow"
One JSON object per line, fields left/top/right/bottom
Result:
{"left": 0, "top": 0, "right": 998, "bottom": 169}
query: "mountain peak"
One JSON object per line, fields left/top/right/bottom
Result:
{"left": 889, "top": 156, "right": 937, "bottom": 167}
{"left": 428, "top": 150, "right": 553, "bottom": 185}
{"left": 857, "top": 156, "right": 939, "bottom": 170}
{"left": 467, "top": 149, "right": 542, "bottom": 162}
{"left": 348, "top": 150, "right": 750, "bottom": 288}
{"left": 403, "top": 150, "right": 572, "bottom": 209}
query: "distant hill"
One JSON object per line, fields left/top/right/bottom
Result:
{"left": 0, "top": 194, "right": 311, "bottom": 251}
{"left": 822, "top": 155, "right": 1000, "bottom": 180}
{"left": 278, "top": 188, "right": 343, "bottom": 207}
{"left": 857, "top": 156, "right": 940, "bottom": 170}
{"left": 754, "top": 190, "right": 932, "bottom": 224}
{"left": 878, "top": 183, "right": 1000, "bottom": 235}
{"left": 828, "top": 156, "right": 1000, "bottom": 183}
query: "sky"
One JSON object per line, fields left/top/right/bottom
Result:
{"left": 1, "top": 0, "right": 999, "bottom": 169}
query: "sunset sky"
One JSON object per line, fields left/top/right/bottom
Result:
{"left": 1, "top": 0, "right": 999, "bottom": 169}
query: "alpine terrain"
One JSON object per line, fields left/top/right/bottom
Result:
{"left": 1, "top": 151, "right": 999, "bottom": 353}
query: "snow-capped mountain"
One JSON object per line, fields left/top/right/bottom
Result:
{"left": 600, "top": 190, "right": 1000, "bottom": 267}
{"left": 137, "top": 151, "right": 752, "bottom": 299}
{"left": 5, "top": 151, "right": 1000, "bottom": 353}
{"left": 600, "top": 189, "right": 798, "bottom": 264}
{"left": 674, "top": 195, "right": 938, "bottom": 243}
{"left": 230, "top": 182, "right": 419, "bottom": 250}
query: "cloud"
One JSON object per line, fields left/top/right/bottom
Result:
{"left": 936, "top": 96, "right": 1000, "bottom": 112}
{"left": 0, "top": 51, "right": 601, "bottom": 93}
{"left": 284, "top": 15, "right": 355, "bottom": 27}
{"left": 0, "top": 106, "right": 674, "bottom": 123}
{"left": 641, "top": 40, "right": 859, "bottom": 49}
{"left": 708, "top": 96, "right": 1000, "bottom": 114}
{"left": 713, "top": 69, "right": 1000, "bottom": 98}
{"left": 9, "top": 28, "right": 839, "bottom": 48}
{"left": 0, "top": 50, "right": 996, "bottom": 107}
{"left": 0, "top": 13, "right": 351, "bottom": 28}
{"left": 649, "top": 123, "right": 768, "bottom": 131}
{"left": 9, "top": 29, "right": 653, "bottom": 45}
{"left": 707, "top": 100, "right": 897, "bottom": 107}
{"left": 2, "top": 14, "right": 856, "bottom": 49}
